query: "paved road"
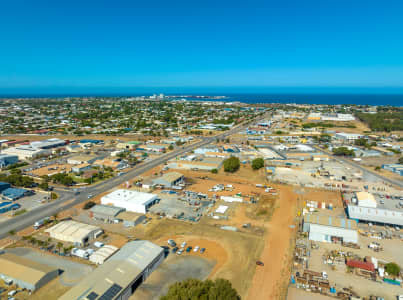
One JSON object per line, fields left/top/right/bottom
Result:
{"left": 0, "top": 121, "right": 254, "bottom": 239}
{"left": 311, "top": 145, "right": 403, "bottom": 188}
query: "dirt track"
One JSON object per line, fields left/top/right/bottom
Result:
{"left": 247, "top": 184, "right": 298, "bottom": 300}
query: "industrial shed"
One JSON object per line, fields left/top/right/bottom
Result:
{"left": 303, "top": 214, "right": 358, "bottom": 244}
{"left": 1, "top": 187, "right": 30, "bottom": 201}
{"left": 0, "top": 252, "right": 58, "bottom": 291}
{"left": 45, "top": 220, "right": 103, "bottom": 246}
{"left": 59, "top": 240, "right": 164, "bottom": 300}
{"left": 347, "top": 205, "right": 403, "bottom": 226}
{"left": 89, "top": 204, "right": 125, "bottom": 223}
{"left": 101, "top": 189, "right": 158, "bottom": 214}
{"left": 89, "top": 245, "right": 119, "bottom": 265}
{"left": 152, "top": 172, "right": 184, "bottom": 188}
{"left": 117, "top": 211, "right": 146, "bottom": 227}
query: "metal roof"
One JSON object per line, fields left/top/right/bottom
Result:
{"left": 59, "top": 240, "right": 163, "bottom": 300}
{"left": 90, "top": 205, "right": 125, "bottom": 217}
{"left": 0, "top": 252, "right": 57, "bottom": 286}
{"left": 45, "top": 220, "right": 101, "bottom": 241}
{"left": 304, "top": 214, "right": 357, "bottom": 230}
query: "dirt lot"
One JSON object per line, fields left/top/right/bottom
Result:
{"left": 29, "top": 163, "right": 73, "bottom": 177}
{"left": 131, "top": 253, "right": 216, "bottom": 300}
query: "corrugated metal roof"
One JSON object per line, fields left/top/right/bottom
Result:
{"left": 304, "top": 214, "right": 357, "bottom": 230}
{"left": 0, "top": 253, "right": 57, "bottom": 286}
{"left": 90, "top": 204, "right": 125, "bottom": 216}
{"left": 59, "top": 240, "right": 163, "bottom": 300}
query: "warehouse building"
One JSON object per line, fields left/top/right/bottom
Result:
{"left": 0, "top": 182, "right": 11, "bottom": 193}
{"left": 303, "top": 214, "right": 359, "bottom": 244}
{"left": 347, "top": 205, "right": 403, "bottom": 226}
{"left": 101, "top": 190, "right": 158, "bottom": 214}
{"left": 90, "top": 204, "right": 125, "bottom": 223}
{"left": 67, "top": 154, "right": 99, "bottom": 165}
{"left": 59, "top": 240, "right": 164, "bottom": 300}
{"left": 0, "top": 252, "right": 58, "bottom": 291}
{"left": 30, "top": 138, "right": 66, "bottom": 149}
{"left": 89, "top": 245, "right": 119, "bottom": 265}
{"left": 152, "top": 172, "right": 184, "bottom": 188}
{"left": 0, "top": 154, "right": 18, "bottom": 168}
{"left": 117, "top": 211, "right": 146, "bottom": 227}
{"left": 2, "top": 145, "right": 51, "bottom": 160}
{"left": 45, "top": 220, "right": 103, "bottom": 246}
{"left": 167, "top": 157, "right": 223, "bottom": 171}
{"left": 1, "top": 187, "right": 30, "bottom": 201}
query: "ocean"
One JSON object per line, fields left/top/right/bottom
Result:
{"left": 1, "top": 93, "right": 402, "bottom": 106}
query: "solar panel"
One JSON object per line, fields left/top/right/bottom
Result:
{"left": 98, "top": 283, "right": 122, "bottom": 300}
{"left": 86, "top": 292, "right": 98, "bottom": 300}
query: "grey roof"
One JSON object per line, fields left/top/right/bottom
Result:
{"left": 59, "top": 240, "right": 163, "bottom": 300}
{"left": 90, "top": 204, "right": 125, "bottom": 217}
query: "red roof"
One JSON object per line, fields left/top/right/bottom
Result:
{"left": 346, "top": 259, "right": 375, "bottom": 272}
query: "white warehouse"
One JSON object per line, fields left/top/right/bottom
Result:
{"left": 101, "top": 189, "right": 158, "bottom": 214}
{"left": 303, "top": 214, "right": 358, "bottom": 244}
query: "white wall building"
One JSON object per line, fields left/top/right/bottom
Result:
{"left": 45, "top": 220, "right": 103, "bottom": 246}
{"left": 303, "top": 214, "right": 358, "bottom": 244}
{"left": 101, "top": 189, "right": 158, "bottom": 214}
{"left": 356, "top": 191, "right": 377, "bottom": 208}
{"left": 2, "top": 145, "right": 51, "bottom": 160}
{"left": 334, "top": 132, "right": 364, "bottom": 141}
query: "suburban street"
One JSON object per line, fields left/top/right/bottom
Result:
{"left": 0, "top": 120, "right": 255, "bottom": 239}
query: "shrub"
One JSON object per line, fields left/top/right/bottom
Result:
{"left": 211, "top": 168, "right": 218, "bottom": 174}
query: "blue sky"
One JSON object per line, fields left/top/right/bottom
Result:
{"left": 1, "top": 0, "right": 403, "bottom": 93}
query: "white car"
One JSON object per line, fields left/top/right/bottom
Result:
{"left": 194, "top": 246, "right": 200, "bottom": 252}
{"left": 177, "top": 250, "right": 183, "bottom": 255}
{"left": 181, "top": 242, "right": 187, "bottom": 248}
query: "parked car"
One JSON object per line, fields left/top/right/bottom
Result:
{"left": 256, "top": 261, "right": 264, "bottom": 266}
{"left": 186, "top": 246, "right": 192, "bottom": 253}
{"left": 168, "top": 239, "right": 176, "bottom": 247}
{"left": 172, "top": 247, "right": 178, "bottom": 253}
{"left": 193, "top": 246, "right": 200, "bottom": 252}
{"left": 181, "top": 241, "right": 187, "bottom": 248}
{"left": 177, "top": 249, "right": 183, "bottom": 255}
{"left": 200, "top": 248, "right": 206, "bottom": 254}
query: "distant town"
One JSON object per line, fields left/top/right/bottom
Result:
{"left": 0, "top": 97, "right": 402, "bottom": 300}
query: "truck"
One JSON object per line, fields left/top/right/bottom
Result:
{"left": 33, "top": 217, "right": 50, "bottom": 230}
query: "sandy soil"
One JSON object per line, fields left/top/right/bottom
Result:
{"left": 247, "top": 184, "right": 299, "bottom": 300}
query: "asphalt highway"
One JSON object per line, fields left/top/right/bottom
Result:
{"left": 0, "top": 121, "right": 253, "bottom": 239}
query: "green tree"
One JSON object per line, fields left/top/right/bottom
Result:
{"left": 160, "top": 278, "right": 240, "bottom": 300}
{"left": 211, "top": 168, "right": 218, "bottom": 174}
{"left": 251, "top": 158, "right": 265, "bottom": 170}
{"left": 223, "top": 157, "right": 240, "bottom": 173}
{"left": 385, "top": 262, "right": 400, "bottom": 276}
{"left": 332, "top": 147, "right": 355, "bottom": 157}
{"left": 398, "top": 157, "right": 403, "bottom": 164}
{"left": 168, "top": 144, "right": 174, "bottom": 150}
